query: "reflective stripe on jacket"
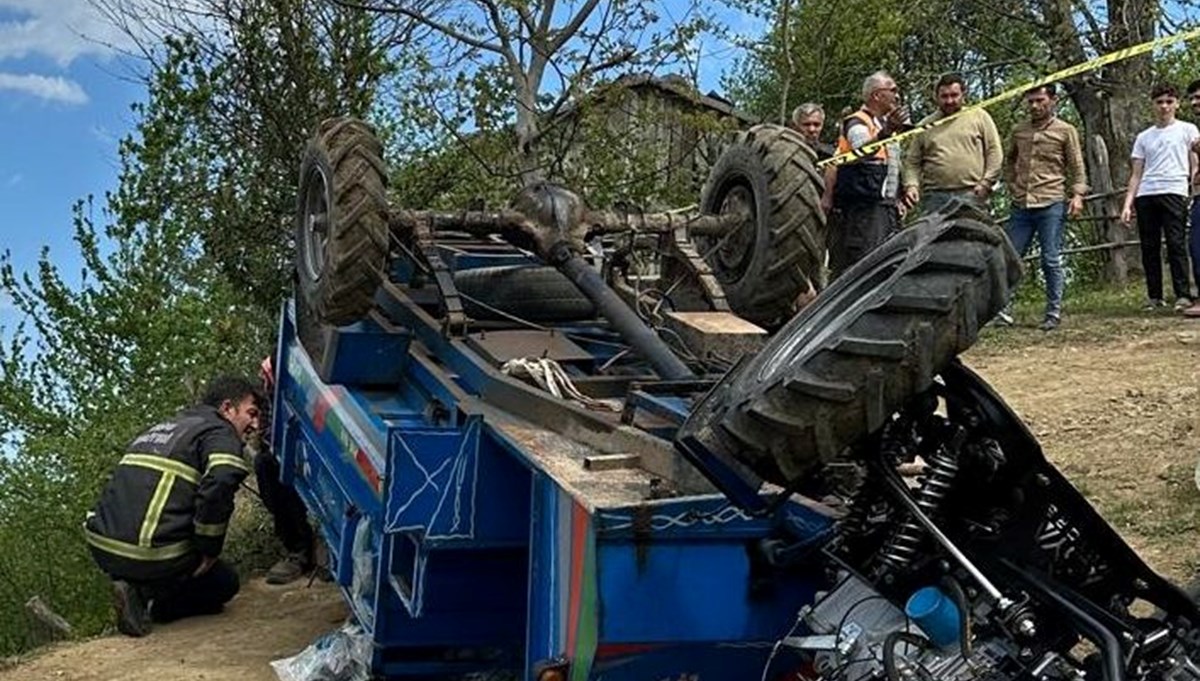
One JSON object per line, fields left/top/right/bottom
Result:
{"left": 835, "top": 109, "right": 891, "bottom": 205}
{"left": 85, "top": 405, "right": 249, "bottom": 582}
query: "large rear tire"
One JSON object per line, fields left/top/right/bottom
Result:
{"left": 295, "top": 117, "right": 390, "bottom": 327}
{"left": 698, "top": 124, "right": 826, "bottom": 330}
{"left": 682, "top": 204, "right": 1021, "bottom": 487}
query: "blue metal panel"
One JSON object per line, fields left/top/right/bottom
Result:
{"left": 386, "top": 421, "right": 482, "bottom": 539}
{"left": 594, "top": 539, "right": 821, "bottom": 643}
{"left": 525, "top": 474, "right": 566, "bottom": 677}
{"left": 440, "top": 247, "right": 541, "bottom": 271}
{"left": 594, "top": 496, "right": 779, "bottom": 541}
{"left": 322, "top": 319, "right": 411, "bottom": 385}
{"left": 624, "top": 391, "right": 691, "bottom": 425}
{"left": 590, "top": 498, "right": 830, "bottom": 645}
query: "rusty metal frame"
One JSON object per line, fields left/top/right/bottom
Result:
{"left": 412, "top": 214, "right": 470, "bottom": 336}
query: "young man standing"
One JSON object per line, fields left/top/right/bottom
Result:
{"left": 1004, "top": 83, "right": 1088, "bottom": 331}
{"left": 1121, "top": 84, "right": 1200, "bottom": 311}
{"left": 85, "top": 376, "right": 260, "bottom": 636}
{"left": 903, "top": 73, "right": 1003, "bottom": 215}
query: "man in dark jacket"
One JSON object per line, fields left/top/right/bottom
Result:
{"left": 85, "top": 376, "right": 261, "bottom": 637}
{"left": 821, "top": 71, "right": 912, "bottom": 278}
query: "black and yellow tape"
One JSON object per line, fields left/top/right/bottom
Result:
{"left": 817, "top": 26, "right": 1200, "bottom": 168}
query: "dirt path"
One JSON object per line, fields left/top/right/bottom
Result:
{"left": 967, "top": 315, "right": 1200, "bottom": 580}
{"left": 0, "top": 579, "right": 347, "bottom": 681}
{"left": 5, "top": 314, "right": 1199, "bottom": 680}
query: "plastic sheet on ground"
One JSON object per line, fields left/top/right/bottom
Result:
{"left": 271, "top": 620, "right": 371, "bottom": 681}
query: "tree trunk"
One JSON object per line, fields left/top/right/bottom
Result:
{"left": 1101, "top": 0, "right": 1156, "bottom": 191}
{"left": 1040, "top": 0, "right": 1155, "bottom": 276}
{"left": 1029, "top": 0, "right": 1158, "bottom": 286}
{"left": 1088, "top": 135, "right": 1129, "bottom": 284}
{"left": 514, "top": 70, "right": 545, "bottom": 187}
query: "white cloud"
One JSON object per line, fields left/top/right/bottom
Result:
{"left": 0, "top": 292, "right": 14, "bottom": 312}
{"left": 0, "top": 72, "right": 88, "bottom": 103}
{"left": 0, "top": 0, "right": 144, "bottom": 67}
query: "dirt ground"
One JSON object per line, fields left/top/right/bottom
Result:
{"left": 3, "top": 310, "right": 1199, "bottom": 680}
{"left": 967, "top": 312, "right": 1200, "bottom": 581}
{"left": 0, "top": 579, "right": 348, "bottom": 681}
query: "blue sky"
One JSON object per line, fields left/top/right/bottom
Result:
{"left": 0, "top": 2, "right": 757, "bottom": 341}
{"left": 0, "top": 0, "right": 147, "bottom": 336}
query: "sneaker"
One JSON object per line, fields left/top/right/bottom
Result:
{"left": 1184, "top": 303, "right": 1200, "bottom": 318}
{"left": 1143, "top": 299, "right": 1166, "bottom": 311}
{"left": 265, "top": 552, "right": 310, "bottom": 585}
{"left": 994, "top": 310, "right": 1015, "bottom": 326}
{"left": 111, "top": 580, "right": 151, "bottom": 637}
{"left": 1039, "top": 315, "right": 1060, "bottom": 332}
{"left": 1177, "top": 297, "right": 1194, "bottom": 311}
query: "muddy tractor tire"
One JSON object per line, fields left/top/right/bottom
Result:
{"left": 682, "top": 204, "right": 1021, "bottom": 487}
{"left": 698, "top": 124, "right": 826, "bottom": 330}
{"left": 295, "top": 117, "right": 390, "bottom": 327}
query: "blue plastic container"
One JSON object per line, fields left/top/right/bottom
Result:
{"left": 905, "top": 586, "right": 961, "bottom": 648}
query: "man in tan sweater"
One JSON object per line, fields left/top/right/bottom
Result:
{"left": 1004, "top": 82, "right": 1088, "bottom": 331}
{"left": 902, "top": 73, "right": 1003, "bottom": 215}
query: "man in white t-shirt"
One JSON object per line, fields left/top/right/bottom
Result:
{"left": 1121, "top": 84, "right": 1200, "bottom": 310}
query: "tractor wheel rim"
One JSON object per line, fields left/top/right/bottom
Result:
{"left": 301, "top": 166, "right": 331, "bottom": 282}
{"left": 713, "top": 184, "right": 755, "bottom": 279}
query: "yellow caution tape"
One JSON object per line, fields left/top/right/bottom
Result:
{"left": 818, "top": 26, "right": 1200, "bottom": 168}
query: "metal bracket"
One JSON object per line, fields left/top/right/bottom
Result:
{"left": 413, "top": 215, "right": 470, "bottom": 337}
{"left": 664, "top": 225, "right": 731, "bottom": 312}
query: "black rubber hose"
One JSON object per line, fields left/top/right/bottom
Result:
{"left": 883, "top": 631, "right": 931, "bottom": 681}
{"left": 940, "top": 575, "right": 973, "bottom": 660}
{"left": 551, "top": 245, "right": 695, "bottom": 381}
{"left": 1005, "top": 562, "right": 1125, "bottom": 681}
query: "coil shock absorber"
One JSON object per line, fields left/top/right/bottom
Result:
{"left": 841, "top": 414, "right": 918, "bottom": 539}
{"left": 877, "top": 429, "right": 963, "bottom": 574}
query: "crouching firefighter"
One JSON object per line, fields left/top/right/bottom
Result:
{"left": 84, "top": 376, "right": 260, "bottom": 637}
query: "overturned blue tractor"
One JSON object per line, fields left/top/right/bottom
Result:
{"left": 270, "top": 117, "right": 1200, "bottom": 681}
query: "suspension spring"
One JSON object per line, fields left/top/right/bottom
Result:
{"left": 878, "top": 446, "right": 961, "bottom": 572}
{"left": 840, "top": 478, "right": 878, "bottom": 538}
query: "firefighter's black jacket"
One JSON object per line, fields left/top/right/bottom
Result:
{"left": 85, "top": 405, "right": 250, "bottom": 582}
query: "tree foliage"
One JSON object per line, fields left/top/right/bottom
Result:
{"left": 372, "top": 0, "right": 716, "bottom": 201}
{"left": 0, "top": 0, "right": 390, "bottom": 649}
{"left": 93, "top": 0, "right": 403, "bottom": 315}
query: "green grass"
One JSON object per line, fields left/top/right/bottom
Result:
{"left": 974, "top": 279, "right": 1188, "bottom": 352}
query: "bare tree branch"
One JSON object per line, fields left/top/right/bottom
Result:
{"left": 331, "top": 0, "right": 506, "bottom": 55}
{"left": 511, "top": 1, "right": 538, "bottom": 36}
{"left": 1070, "top": 0, "right": 1109, "bottom": 52}
{"left": 549, "top": 0, "right": 603, "bottom": 54}
{"left": 478, "top": 0, "right": 523, "bottom": 80}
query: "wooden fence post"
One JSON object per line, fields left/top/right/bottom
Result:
{"left": 1088, "top": 135, "right": 1128, "bottom": 286}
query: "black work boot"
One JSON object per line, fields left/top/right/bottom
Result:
{"left": 111, "top": 580, "right": 151, "bottom": 637}
{"left": 265, "top": 552, "right": 310, "bottom": 585}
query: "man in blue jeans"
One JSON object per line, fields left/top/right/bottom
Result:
{"left": 1003, "top": 83, "right": 1088, "bottom": 331}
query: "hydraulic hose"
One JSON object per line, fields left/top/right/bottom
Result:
{"left": 940, "top": 575, "right": 973, "bottom": 660}
{"left": 550, "top": 244, "right": 695, "bottom": 381}
{"left": 883, "top": 631, "right": 932, "bottom": 681}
